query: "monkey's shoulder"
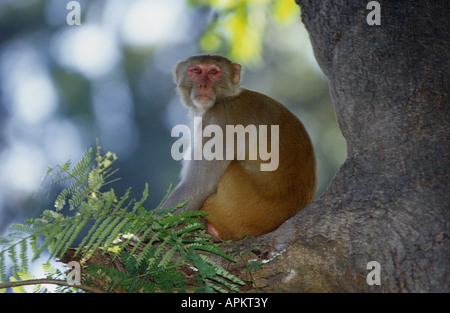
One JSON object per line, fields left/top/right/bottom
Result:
{"left": 215, "top": 89, "right": 282, "bottom": 113}
{"left": 238, "top": 89, "right": 282, "bottom": 105}
{"left": 231, "top": 89, "right": 298, "bottom": 123}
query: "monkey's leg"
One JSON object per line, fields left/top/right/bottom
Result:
{"left": 202, "top": 161, "right": 292, "bottom": 240}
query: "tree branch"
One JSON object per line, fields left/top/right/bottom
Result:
{"left": 0, "top": 279, "right": 106, "bottom": 293}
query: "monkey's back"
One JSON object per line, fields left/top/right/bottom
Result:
{"left": 202, "top": 89, "right": 317, "bottom": 240}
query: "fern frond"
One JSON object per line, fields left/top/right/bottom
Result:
{"left": 158, "top": 246, "right": 176, "bottom": 269}
{"left": 58, "top": 218, "right": 90, "bottom": 259}
{"left": 176, "top": 222, "right": 204, "bottom": 236}
{"left": 111, "top": 234, "right": 137, "bottom": 263}
{"left": 0, "top": 143, "right": 248, "bottom": 293}
{"left": 54, "top": 189, "right": 69, "bottom": 211}
{"left": 74, "top": 216, "right": 103, "bottom": 258}
{"left": 102, "top": 219, "right": 131, "bottom": 256}
{"left": 210, "top": 282, "right": 228, "bottom": 293}
{"left": 198, "top": 254, "right": 245, "bottom": 287}
{"left": 186, "top": 242, "right": 236, "bottom": 263}
{"left": 46, "top": 162, "right": 71, "bottom": 186}
{"left": 135, "top": 183, "right": 149, "bottom": 207}
{"left": 209, "top": 276, "right": 241, "bottom": 293}
{"left": 146, "top": 239, "right": 167, "bottom": 271}
{"left": 68, "top": 186, "right": 90, "bottom": 210}
{"left": 19, "top": 240, "right": 28, "bottom": 271}
{"left": 82, "top": 215, "right": 114, "bottom": 260}
{"left": 30, "top": 235, "right": 40, "bottom": 262}
{"left": 99, "top": 216, "right": 128, "bottom": 256}
{"left": 152, "top": 184, "right": 173, "bottom": 212}
{"left": 7, "top": 246, "right": 18, "bottom": 279}
{"left": 0, "top": 251, "right": 6, "bottom": 284}
{"left": 51, "top": 220, "right": 78, "bottom": 259}
{"left": 127, "top": 228, "right": 156, "bottom": 263}
{"left": 71, "top": 149, "right": 92, "bottom": 181}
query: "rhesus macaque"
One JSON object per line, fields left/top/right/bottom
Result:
{"left": 164, "top": 54, "right": 316, "bottom": 241}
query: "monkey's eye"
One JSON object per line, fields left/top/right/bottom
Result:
{"left": 190, "top": 68, "right": 201, "bottom": 74}
{"left": 209, "top": 68, "right": 218, "bottom": 75}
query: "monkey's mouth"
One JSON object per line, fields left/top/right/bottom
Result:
{"left": 194, "top": 95, "right": 215, "bottom": 105}
{"left": 195, "top": 95, "right": 213, "bottom": 101}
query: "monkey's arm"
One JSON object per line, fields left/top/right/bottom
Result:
{"left": 163, "top": 158, "right": 231, "bottom": 211}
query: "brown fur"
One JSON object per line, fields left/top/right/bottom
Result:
{"left": 166, "top": 55, "right": 316, "bottom": 240}
{"left": 201, "top": 90, "right": 316, "bottom": 240}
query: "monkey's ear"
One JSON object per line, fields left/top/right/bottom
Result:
{"left": 173, "top": 61, "right": 184, "bottom": 85}
{"left": 232, "top": 63, "right": 241, "bottom": 84}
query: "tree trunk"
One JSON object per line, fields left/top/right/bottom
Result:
{"left": 223, "top": 0, "right": 449, "bottom": 292}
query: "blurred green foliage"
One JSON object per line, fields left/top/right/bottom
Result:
{"left": 191, "top": 0, "right": 299, "bottom": 64}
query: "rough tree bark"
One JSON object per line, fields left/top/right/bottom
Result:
{"left": 219, "top": 0, "right": 449, "bottom": 292}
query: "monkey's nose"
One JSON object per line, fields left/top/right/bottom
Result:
{"left": 197, "top": 77, "right": 209, "bottom": 89}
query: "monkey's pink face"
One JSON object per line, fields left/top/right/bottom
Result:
{"left": 187, "top": 63, "right": 222, "bottom": 109}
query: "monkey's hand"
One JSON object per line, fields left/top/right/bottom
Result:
{"left": 163, "top": 159, "right": 232, "bottom": 212}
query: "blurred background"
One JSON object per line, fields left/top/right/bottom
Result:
{"left": 0, "top": 0, "right": 346, "bottom": 234}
